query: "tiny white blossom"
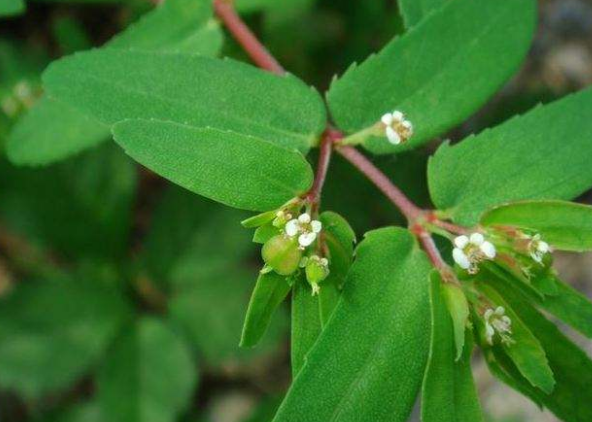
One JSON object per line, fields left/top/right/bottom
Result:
{"left": 528, "top": 234, "right": 551, "bottom": 264}
{"left": 380, "top": 110, "right": 413, "bottom": 145}
{"left": 484, "top": 306, "right": 514, "bottom": 345}
{"left": 452, "top": 232, "right": 496, "bottom": 274}
{"left": 284, "top": 213, "right": 322, "bottom": 249}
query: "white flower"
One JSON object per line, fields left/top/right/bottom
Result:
{"left": 484, "top": 306, "right": 514, "bottom": 345}
{"left": 380, "top": 110, "right": 413, "bottom": 145}
{"left": 528, "top": 234, "right": 551, "bottom": 264}
{"left": 452, "top": 232, "right": 496, "bottom": 274}
{"left": 285, "top": 213, "right": 322, "bottom": 249}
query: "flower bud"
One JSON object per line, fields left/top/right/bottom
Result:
{"left": 262, "top": 235, "right": 302, "bottom": 276}
{"left": 304, "top": 255, "right": 329, "bottom": 295}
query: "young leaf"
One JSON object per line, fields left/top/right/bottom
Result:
{"left": 441, "top": 281, "right": 469, "bottom": 361}
{"left": 273, "top": 228, "right": 432, "bottom": 422}
{"left": 429, "top": 87, "right": 592, "bottom": 226}
{"left": 241, "top": 271, "right": 292, "bottom": 348}
{"left": 253, "top": 223, "right": 282, "bottom": 244}
{"left": 477, "top": 284, "right": 555, "bottom": 394}
{"left": 484, "top": 276, "right": 592, "bottom": 422}
{"left": 291, "top": 276, "right": 322, "bottom": 377}
{"left": 7, "top": 0, "right": 222, "bottom": 166}
{"left": 0, "top": 275, "right": 129, "bottom": 398}
{"left": 97, "top": 318, "right": 197, "bottom": 422}
{"left": 398, "top": 0, "right": 448, "bottom": 28}
{"left": 317, "top": 211, "right": 355, "bottom": 325}
{"left": 421, "top": 272, "right": 483, "bottom": 422}
{"left": 327, "top": 0, "right": 535, "bottom": 154}
{"left": 112, "top": 120, "right": 313, "bottom": 211}
{"left": 43, "top": 50, "right": 327, "bottom": 153}
{"left": 481, "top": 200, "right": 592, "bottom": 252}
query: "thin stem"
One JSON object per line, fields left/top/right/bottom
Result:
{"left": 336, "top": 145, "right": 423, "bottom": 222}
{"left": 428, "top": 215, "right": 471, "bottom": 235}
{"left": 213, "top": 0, "right": 285, "bottom": 74}
{"left": 306, "top": 129, "right": 335, "bottom": 211}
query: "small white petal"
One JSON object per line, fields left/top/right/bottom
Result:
{"left": 401, "top": 120, "right": 412, "bottom": 130}
{"left": 454, "top": 235, "right": 469, "bottom": 249}
{"left": 381, "top": 113, "right": 393, "bottom": 125}
{"left": 392, "top": 110, "right": 404, "bottom": 121}
{"left": 285, "top": 219, "right": 299, "bottom": 236}
{"left": 484, "top": 309, "right": 494, "bottom": 320}
{"left": 298, "top": 232, "right": 317, "bottom": 247}
{"left": 495, "top": 306, "right": 505, "bottom": 315}
{"left": 386, "top": 126, "right": 401, "bottom": 144}
{"left": 538, "top": 241, "right": 550, "bottom": 253}
{"left": 311, "top": 220, "right": 322, "bottom": 233}
{"left": 452, "top": 248, "right": 471, "bottom": 269}
{"left": 320, "top": 258, "right": 328, "bottom": 266}
{"left": 298, "top": 213, "right": 311, "bottom": 224}
{"left": 485, "top": 323, "right": 495, "bottom": 340}
{"left": 501, "top": 316, "right": 512, "bottom": 325}
{"left": 470, "top": 232, "right": 484, "bottom": 246}
{"left": 480, "top": 241, "right": 496, "bottom": 259}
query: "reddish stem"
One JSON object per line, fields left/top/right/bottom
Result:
{"left": 213, "top": 0, "right": 285, "bottom": 74}
{"left": 336, "top": 145, "right": 423, "bottom": 222}
{"left": 428, "top": 215, "right": 471, "bottom": 235}
{"left": 306, "top": 129, "right": 335, "bottom": 211}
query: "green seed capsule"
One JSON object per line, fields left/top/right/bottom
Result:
{"left": 305, "top": 256, "right": 329, "bottom": 294}
{"left": 261, "top": 235, "right": 302, "bottom": 276}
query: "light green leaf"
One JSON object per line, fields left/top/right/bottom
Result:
{"left": 43, "top": 49, "right": 327, "bottom": 153}
{"left": 291, "top": 276, "right": 322, "bottom": 377}
{"left": 484, "top": 275, "right": 592, "bottom": 422}
{"left": 97, "top": 318, "right": 197, "bottom": 422}
{"left": 0, "top": 275, "right": 129, "bottom": 398}
{"left": 441, "top": 281, "right": 469, "bottom": 361}
{"left": 327, "top": 0, "right": 535, "bottom": 154}
{"left": 318, "top": 211, "right": 355, "bottom": 326}
{"left": 7, "top": 0, "right": 222, "bottom": 166}
{"left": 0, "top": 0, "right": 25, "bottom": 17}
{"left": 478, "top": 283, "right": 555, "bottom": 394}
{"left": 273, "top": 228, "right": 432, "bottom": 422}
{"left": 429, "top": 88, "right": 592, "bottom": 226}
{"left": 481, "top": 200, "right": 592, "bottom": 252}
{"left": 240, "top": 271, "right": 292, "bottom": 348}
{"left": 398, "top": 0, "right": 448, "bottom": 28}
{"left": 112, "top": 119, "right": 313, "bottom": 211}
{"left": 421, "top": 272, "right": 483, "bottom": 422}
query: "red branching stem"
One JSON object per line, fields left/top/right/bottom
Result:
{"left": 213, "top": 0, "right": 285, "bottom": 74}
{"left": 306, "top": 129, "right": 336, "bottom": 210}
{"left": 416, "top": 228, "right": 448, "bottom": 270}
{"left": 336, "top": 145, "right": 423, "bottom": 222}
{"left": 428, "top": 215, "right": 471, "bottom": 235}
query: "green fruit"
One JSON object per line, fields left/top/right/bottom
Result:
{"left": 262, "top": 235, "right": 302, "bottom": 276}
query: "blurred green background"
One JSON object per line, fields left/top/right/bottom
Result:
{"left": 1, "top": 0, "right": 592, "bottom": 421}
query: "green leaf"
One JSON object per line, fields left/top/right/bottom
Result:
{"left": 327, "top": 0, "right": 535, "bottom": 154}
{"left": 421, "top": 272, "right": 483, "bottom": 422}
{"left": 273, "top": 228, "right": 432, "bottom": 422}
{"left": 0, "top": 144, "right": 136, "bottom": 260}
{"left": 112, "top": 119, "right": 313, "bottom": 211}
{"left": 429, "top": 87, "right": 592, "bottom": 226}
{"left": 0, "top": 0, "right": 25, "bottom": 17}
{"left": 7, "top": 0, "right": 222, "bottom": 166}
{"left": 481, "top": 200, "right": 592, "bottom": 252}
{"left": 97, "top": 318, "right": 197, "bottom": 422}
{"left": 291, "top": 276, "right": 322, "bottom": 376}
{"left": 0, "top": 275, "right": 129, "bottom": 398}
{"left": 240, "top": 271, "right": 292, "bottom": 348}
{"left": 441, "top": 281, "right": 469, "bottom": 361}
{"left": 483, "top": 275, "right": 592, "bottom": 422}
{"left": 43, "top": 49, "right": 327, "bottom": 153}
{"left": 253, "top": 223, "right": 282, "bottom": 244}
{"left": 477, "top": 283, "right": 555, "bottom": 394}
{"left": 318, "top": 211, "right": 355, "bottom": 326}
{"left": 141, "top": 185, "right": 252, "bottom": 289}
{"left": 53, "top": 402, "right": 102, "bottom": 422}
{"left": 398, "top": 0, "right": 448, "bottom": 28}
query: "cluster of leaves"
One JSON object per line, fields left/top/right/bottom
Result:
{"left": 2, "top": 0, "right": 592, "bottom": 421}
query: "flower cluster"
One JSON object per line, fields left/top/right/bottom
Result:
{"left": 484, "top": 306, "right": 513, "bottom": 345}
{"left": 452, "top": 233, "right": 496, "bottom": 274}
{"left": 381, "top": 110, "right": 413, "bottom": 145}
{"left": 285, "top": 213, "right": 322, "bottom": 249}
{"left": 527, "top": 234, "right": 551, "bottom": 264}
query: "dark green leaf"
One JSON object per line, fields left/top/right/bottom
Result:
{"left": 273, "top": 228, "right": 431, "bottom": 422}
{"left": 0, "top": 0, "right": 25, "bottom": 17}
{"left": 97, "top": 318, "right": 197, "bottom": 422}
{"left": 291, "top": 276, "right": 322, "bottom": 376}
{"left": 112, "top": 119, "right": 313, "bottom": 211}
{"left": 421, "top": 272, "right": 483, "bottom": 422}
{"left": 240, "top": 271, "right": 292, "bottom": 348}
{"left": 429, "top": 88, "right": 592, "bottom": 226}
{"left": 327, "top": 0, "right": 535, "bottom": 154}
{"left": 481, "top": 200, "right": 592, "bottom": 252}
{"left": 0, "top": 275, "right": 129, "bottom": 398}
{"left": 43, "top": 50, "right": 327, "bottom": 153}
